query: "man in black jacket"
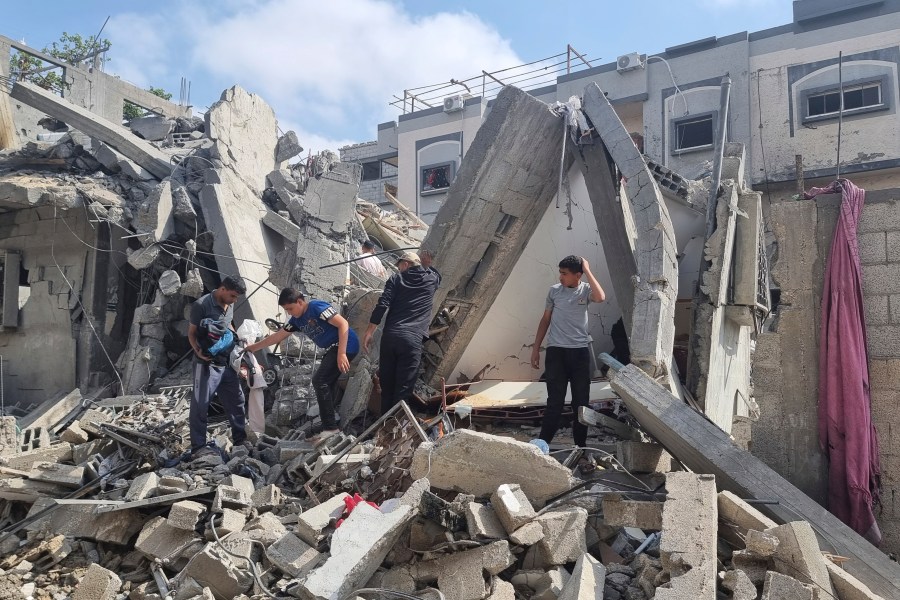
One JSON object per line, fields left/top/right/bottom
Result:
{"left": 363, "top": 250, "right": 440, "bottom": 414}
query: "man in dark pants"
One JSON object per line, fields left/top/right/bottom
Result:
{"left": 245, "top": 288, "right": 359, "bottom": 440}
{"left": 362, "top": 251, "right": 440, "bottom": 414}
{"left": 187, "top": 275, "right": 248, "bottom": 458}
{"left": 530, "top": 256, "right": 606, "bottom": 447}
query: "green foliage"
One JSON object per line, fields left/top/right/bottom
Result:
{"left": 7, "top": 31, "right": 110, "bottom": 94}
{"left": 123, "top": 87, "right": 174, "bottom": 121}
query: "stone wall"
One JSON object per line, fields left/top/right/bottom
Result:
{"left": 754, "top": 186, "right": 900, "bottom": 554}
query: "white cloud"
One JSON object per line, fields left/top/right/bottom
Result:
{"left": 103, "top": 1, "right": 527, "bottom": 146}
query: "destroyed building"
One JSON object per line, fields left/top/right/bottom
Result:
{"left": 0, "top": 0, "right": 898, "bottom": 598}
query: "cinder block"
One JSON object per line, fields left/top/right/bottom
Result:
{"left": 601, "top": 494, "right": 662, "bottom": 530}
{"left": 296, "top": 492, "right": 349, "bottom": 545}
{"left": 616, "top": 441, "right": 671, "bottom": 473}
{"left": 78, "top": 409, "right": 112, "bottom": 436}
{"left": 210, "top": 508, "right": 246, "bottom": 536}
{"left": 266, "top": 532, "right": 323, "bottom": 577}
{"left": 466, "top": 502, "right": 507, "bottom": 540}
{"left": 858, "top": 231, "right": 887, "bottom": 264}
{"left": 491, "top": 484, "right": 536, "bottom": 534}
{"left": 744, "top": 529, "right": 779, "bottom": 557}
{"left": 867, "top": 324, "right": 900, "bottom": 358}
{"left": 222, "top": 474, "right": 255, "bottom": 498}
{"left": 510, "top": 521, "right": 544, "bottom": 546}
{"left": 244, "top": 512, "right": 287, "bottom": 545}
{"left": 765, "top": 521, "right": 835, "bottom": 598}
{"left": 59, "top": 421, "right": 89, "bottom": 445}
{"left": 865, "top": 295, "right": 890, "bottom": 325}
{"left": 888, "top": 232, "right": 900, "bottom": 262}
{"left": 859, "top": 200, "right": 900, "bottom": 234}
{"left": 535, "top": 508, "right": 588, "bottom": 565}
{"left": 212, "top": 485, "right": 251, "bottom": 513}
{"left": 891, "top": 295, "right": 900, "bottom": 324}
{"left": 125, "top": 472, "right": 159, "bottom": 502}
{"left": 251, "top": 484, "right": 283, "bottom": 511}
{"left": 167, "top": 500, "right": 205, "bottom": 531}
{"left": 761, "top": 571, "right": 813, "bottom": 599}
{"left": 862, "top": 264, "right": 900, "bottom": 295}
{"left": 72, "top": 563, "right": 121, "bottom": 600}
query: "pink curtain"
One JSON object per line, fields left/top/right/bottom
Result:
{"left": 806, "top": 179, "right": 882, "bottom": 545}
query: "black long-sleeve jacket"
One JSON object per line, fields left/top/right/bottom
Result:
{"left": 369, "top": 266, "right": 441, "bottom": 338}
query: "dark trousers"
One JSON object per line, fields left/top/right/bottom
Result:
{"left": 379, "top": 332, "right": 423, "bottom": 414}
{"left": 190, "top": 361, "right": 246, "bottom": 452}
{"left": 540, "top": 346, "right": 591, "bottom": 447}
{"left": 312, "top": 347, "right": 357, "bottom": 430}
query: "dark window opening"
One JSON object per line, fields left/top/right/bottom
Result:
{"left": 421, "top": 162, "right": 454, "bottom": 195}
{"left": 807, "top": 82, "right": 882, "bottom": 117}
{"left": 674, "top": 116, "right": 714, "bottom": 151}
{"left": 362, "top": 161, "right": 381, "bottom": 181}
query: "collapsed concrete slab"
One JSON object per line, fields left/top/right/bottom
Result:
{"left": 583, "top": 84, "right": 678, "bottom": 386}
{"left": 766, "top": 521, "right": 835, "bottom": 598}
{"left": 414, "top": 540, "right": 516, "bottom": 600}
{"left": 410, "top": 430, "right": 575, "bottom": 506}
{"left": 297, "top": 502, "right": 415, "bottom": 600}
{"left": 418, "top": 85, "right": 566, "bottom": 385}
{"left": 26, "top": 499, "right": 143, "bottom": 545}
{"left": 10, "top": 81, "right": 173, "bottom": 179}
{"left": 655, "top": 472, "right": 718, "bottom": 600}
{"left": 557, "top": 554, "right": 605, "bottom": 600}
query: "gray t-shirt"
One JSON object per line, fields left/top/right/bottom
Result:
{"left": 545, "top": 282, "right": 593, "bottom": 348}
{"left": 189, "top": 293, "right": 235, "bottom": 330}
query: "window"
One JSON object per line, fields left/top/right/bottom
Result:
{"left": 671, "top": 112, "right": 716, "bottom": 153}
{"left": 420, "top": 162, "right": 455, "bottom": 195}
{"left": 801, "top": 76, "right": 890, "bottom": 124}
{"left": 807, "top": 82, "right": 882, "bottom": 117}
{"left": 361, "top": 161, "right": 381, "bottom": 181}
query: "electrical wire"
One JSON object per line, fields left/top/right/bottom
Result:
{"left": 208, "top": 513, "right": 279, "bottom": 599}
{"left": 646, "top": 55, "right": 688, "bottom": 117}
{"left": 754, "top": 69, "right": 773, "bottom": 204}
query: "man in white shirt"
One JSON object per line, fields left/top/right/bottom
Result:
{"left": 358, "top": 240, "right": 386, "bottom": 277}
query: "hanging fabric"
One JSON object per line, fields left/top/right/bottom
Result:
{"left": 805, "top": 178, "right": 882, "bottom": 545}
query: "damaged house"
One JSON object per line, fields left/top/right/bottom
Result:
{"left": 0, "top": 0, "right": 898, "bottom": 598}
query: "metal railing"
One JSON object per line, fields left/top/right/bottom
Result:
{"left": 390, "top": 44, "right": 595, "bottom": 114}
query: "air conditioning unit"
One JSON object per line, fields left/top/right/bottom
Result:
{"left": 443, "top": 95, "right": 465, "bottom": 113}
{"left": 616, "top": 53, "right": 644, "bottom": 74}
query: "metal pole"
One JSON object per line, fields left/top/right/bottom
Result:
{"left": 836, "top": 51, "right": 843, "bottom": 180}
{"left": 704, "top": 74, "right": 732, "bottom": 243}
{"left": 795, "top": 155, "right": 805, "bottom": 195}
{"left": 567, "top": 44, "right": 572, "bottom": 74}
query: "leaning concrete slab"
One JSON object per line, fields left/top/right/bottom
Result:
{"left": 827, "top": 560, "right": 887, "bottom": 600}
{"left": 419, "top": 85, "right": 565, "bottom": 385}
{"left": 766, "top": 521, "right": 835, "bottom": 599}
{"left": 410, "top": 430, "right": 575, "bottom": 506}
{"left": 605, "top": 359, "right": 900, "bottom": 597}
{"left": 557, "top": 554, "right": 606, "bottom": 600}
{"left": 655, "top": 473, "right": 717, "bottom": 600}
{"left": 11, "top": 81, "right": 173, "bottom": 179}
{"left": 582, "top": 83, "right": 678, "bottom": 386}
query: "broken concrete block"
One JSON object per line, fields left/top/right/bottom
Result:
{"left": 275, "top": 130, "right": 303, "bottom": 163}
{"left": 172, "top": 182, "right": 198, "bottom": 226}
{"left": 212, "top": 485, "right": 250, "bottom": 513}
{"left": 93, "top": 143, "right": 124, "bottom": 172}
{"left": 157, "top": 475, "right": 189, "bottom": 495}
{"left": 3, "top": 443, "right": 72, "bottom": 470}
{"left": 765, "top": 521, "right": 835, "bottom": 599}
{"left": 761, "top": 571, "right": 814, "bottom": 599}
{"left": 533, "top": 567, "right": 570, "bottom": 600}
{"left": 535, "top": 508, "right": 588, "bottom": 565}
{"left": 222, "top": 474, "right": 255, "bottom": 499}
{"left": 826, "top": 560, "right": 887, "bottom": 600}
{"left": 212, "top": 508, "right": 246, "bottom": 536}
{"left": 127, "top": 244, "right": 161, "bottom": 269}
{"left": 0, "top": 416, "right": 17, "bottom": 457}
{"left": 251, "top": 484, "right": 283, "bottom": 511}
{"left": 130, "top": 115, "right": 175, "bottom": 141}
{"left": 731, "top": 550, "right": 769, "bottom": 586}
{"left": 717, "top": 490, "right": 778, "bottom": 546}
{"left": 655, "top": 473, "right": 717, "bottom": 600}
{"left": 492, "top": 483, "right": 537, "bottom": 533}
{"left": 721, "top": 569, "right": 758, "bottom": 600}
{"left": 466, "top": 502, "right": 507, "bottom": 540}
{"left": 119, "top": 158, "right": 157, "bottom": 181}
{"left": 158, "top": 270, "right": 181, "bottom": 296}
{"left": 29, "top": 462, "right": 84, "bottom": 487}
{"left": 244, "top": 512, "right": 287, "bottom": 545}
{"left": 601, "top": 494, "right": 663, "bottom": 530}
{"left": 417, "top": 541, "right": 516, "bottom": 600}
{"left": 266, "top": 532, "right": 323, "bottom": 577}
{"left": 296, "top": 492, "right": 350, "bottom": 546}
{"left": 168, "top": 500, "right": 205, "bottom": 531}
{"left": 180, "top": 268, "right": 204, "bottom": 298}
{"left": 487, "top": 577, "right": 515, "bottom": 600}
{"left": 745, "top": 529, "right": 779, "bottom": 557}
{"left": 510, "top": 521, "right": 544, "bottom": 546}
{"left": 299, "top": 502, "right": 415, "bottom": 600}
{"left": 59, "top": 421, "right": 89, "bottom": 445}
{"left": 135, "top": 516, "right": 198, "bottom": 563}
{"left": 134, "top": 179, "right": 175, "bottom": 247}
{"left": 616, "top": 441, "right": 672, "bottom": 473}
{"left": 72, "top": 563, "right": 121, "bottom": 600}
{"left": 79, "top": 409, "right": 112, "bottom": 436}
{"left": 263, "top": 208, "right": 301, "bottom": 242}
{"left": 558, "top": 554, "right": 605, "bottom": 600}
{"left": 181, "top": 542, "right": 253, "bottom": 599}
{"left": 126, "top": 472, "right": 159, "bottom": 502}
{"left": 411, "top": 431, "right": 574, "bottom": 507}
{"left": 25, "top": 499, "right": 143, "bottom": 545}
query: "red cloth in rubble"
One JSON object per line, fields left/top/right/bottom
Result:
{"left": 806, "top": 179, "right": 882, "bottom": 545}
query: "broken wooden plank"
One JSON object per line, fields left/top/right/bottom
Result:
{"left": 602, "top": 356, "right": 900, "bottom": 597}
{"left": 10, "top": 81, "right": 172, "bottom": 179}
{"left": 93, "top": 486, "right": 214, "bottom": 513}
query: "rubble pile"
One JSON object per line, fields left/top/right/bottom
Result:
{"left": 0, "top": 393, "right": 883, "bottom": 600}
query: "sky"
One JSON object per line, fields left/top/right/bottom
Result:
{"left": 4, "top": 0, "right": 795, "bottom": 154}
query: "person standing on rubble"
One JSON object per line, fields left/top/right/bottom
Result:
{"left": 358, "top": 239, "right": 387, "bottom": 277}
{"left": 188, "top": 275, "right": 249, "bottom": 459}
{"left": 244, "top": 288, "right": 359, "bottom": 440}
{"left": 362, "top": 250, "right": 441, "bottom": 414}
{"left": 530, "top": 256, "right": 606, "bottom": 448}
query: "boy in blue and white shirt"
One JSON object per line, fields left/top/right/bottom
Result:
{"left": 245, "top": 288, "right": 359, "bottom": 438}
